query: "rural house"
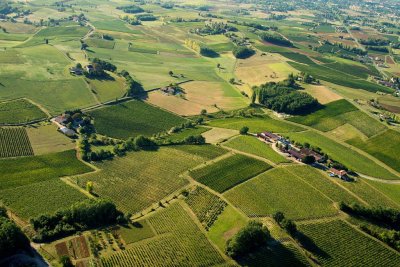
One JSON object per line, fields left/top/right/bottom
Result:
{"left": 258, "top": 131, "right": 280, "bottom": 142}
{"left": 59, "top": 126, "right": 76, "bottom": 137}
{"left": 329, "top": 168, "right": 348, "bottom": 179}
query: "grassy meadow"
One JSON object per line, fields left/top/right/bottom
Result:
{"left": 224, "top": 135, "right": 290, "bottom": 164}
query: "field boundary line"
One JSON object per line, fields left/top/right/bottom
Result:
{"left": 183, "top": 173, "right": 250, "bottom": 221}
{"left": 179, "top": 201, "right": 233, "bottom": 262}
{"left": 220, "top": 142, "right": 277, "bottom": 167}
{"left": 60, "top": 177, "right": 96, "bottom": 199}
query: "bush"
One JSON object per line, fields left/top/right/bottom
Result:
{"left": 232, "top": 46, "right": 255, "bottom": 59}
{"left": 239, "top": 126, "right": 249, "bottom": 135}
{"left": 225, "top": 221, "right": 270, "bottom": 258}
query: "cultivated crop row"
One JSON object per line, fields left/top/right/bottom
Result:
{"left": 189, "top": 154, "right": 271, "bottom": 193}
{"left": 299, "top": 220, "right": 400, "bottom": 267}
{"left": 184, "top": 187, "right": 227, "bottom": 230}
{"left": 0, "top": 127, "right": 33, "bottom": 158}
{"left": 101, "top": 203, "right": 226, "bottom": 266}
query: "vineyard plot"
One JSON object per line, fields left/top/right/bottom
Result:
{"left": 224, "top": 167, "right": 337, "bottom": 220}
{"left": 184, "top": 186, "right": 227, "bottom": 230}
{"left": 101, "top": 202, "right": 227, "bottom": 266}
{"left": 76, "top": 146, "right": 225, "bottom": 214}
{"left": 189, "top": 154, "right": 272, "bottom": 193}
{"left": 299, "top": 220, "right": 400, "bottom": 267}
{"left": 0, "top": 127, "right": 33, "bottom": 158}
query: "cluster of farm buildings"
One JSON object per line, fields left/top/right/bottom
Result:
{"left": 257, "top": 131, "right": 349, "bottom": 180}
{"left": 52, "top": 112, "right": 86, "bottom": 137}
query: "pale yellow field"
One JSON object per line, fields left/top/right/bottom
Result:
{"left": 235, "top": 53, "right": 296, "bottom": 86}
{"left": 180, "top": 81, "right": 247, "bottom": 110}
{"left": 303, "top": 84, "right": 343, "bottom": 104}
{"left": 327, "top": 123, "right": 368, "bottom": 142}
{"left": 27, "top": 123, "right": 75, "bottom": 155}
{"left": 146, "top": 90, "right": 219, "bottom": 116}
{"left": 202, "top": 127, "right": 238, "bottom": 144}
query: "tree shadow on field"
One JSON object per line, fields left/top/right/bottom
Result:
{"left": 237, "top": 241, "right": 310, "bottom": 267}
{"left": 295, "top": 231, "right": 330, "bottom": 260}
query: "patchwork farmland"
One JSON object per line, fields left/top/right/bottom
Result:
{"left": 0, "top": 0, "right": 400, "bottom": 266}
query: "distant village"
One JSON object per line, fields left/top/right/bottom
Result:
{"left": 256, "top": 131, "right": 350, "bottom": 181}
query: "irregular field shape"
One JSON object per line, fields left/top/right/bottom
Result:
{"left": 299, "top": 220, "right": 400, "bottom": 267}
{"left": 224, "top": 167, "right": 337, "bottom": 219}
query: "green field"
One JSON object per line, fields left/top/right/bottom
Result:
{"left": 224, "top": 135, "right": 290, "bottom": 164}
{"left": 299, "top": 220, "right": 400, "bottom": 267}
{"left": 207, "top": 205, "right": 248, "bottom": 251}
{"left": 288, "top": 99, "right": 386, "bottom": 137}
{"left": 117, "top": 220, "right": 155, "bottom": 244}
{"left": 89, "top": 100, "right": 187, "bottom": 139}
{"left": 365, "top": 180, "right": 400, "bottom": 207}
{"left": 347, "top": 130, "right": 400, "bottom": 173}
{"left": 208, "top": 116, "right": 304, "bottom": 134}
{"left": 0, "top": 179, "right": 88, "bottom": 220}
{"left": 288, "top": 61, "right": 392, "bottom": 93}
{"left": 284, "top": 130, "right": 398, "bottom": 179}
{"left": 184, "top": 186, "right": 227, "bottom": 230}
{"left": 224, "top": 167, "right": 337, "bottom": 220}
{"left": 101, "top": 202, "right": 227, "bottom": 266}
{"left": 0, "top": 127, "right": 34, "bottom": 158}
{"left": 76, "top": 145, "right": 227, "bottom": 213}
{"left": 339, "top": 178, "right": 399, "bottom": 208}
{"left": 189, "top": 154, "right": 272, "bottom": 193}
{"left": 0, "top": 150, "right": 93, "bottom": 190}
{"left": 0, "top": 99, "right": 47, "bottom": 124}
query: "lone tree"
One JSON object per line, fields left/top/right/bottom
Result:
{"left": 86, "top": 181, "right": 94, "bottom": 194}
{"left": 168, "top": 70, "right": 174, "bottom": 76}
{"left": 239, "top": 126, "right": 249, "bottom": 135}
{"left": 225, "top": 221, "right": 270, "bottom": 258}
{"left": 302, "top": 155, "right": 316, "bottom": 164}
{"left": 200, "top": 109, "right": 207, "bottom": 116}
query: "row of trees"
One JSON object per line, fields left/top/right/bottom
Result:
{"left": 232, "top": 46, "right": 255, "bottom": 59}
{"left": 31, "top": 199, "right": 123, "bottom": 242}
{"left": 117, "top": 5, "right": 144, "bottom": 14}
{"left": 260, "top": 32, "right": 293, "bottom": 47}
{"left": 340, "top": 202, "right": 400, "bottom": 251}
{"left": 184, "top": 39, "right": 219, "bottom": 57}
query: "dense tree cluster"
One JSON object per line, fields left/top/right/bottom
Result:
{"left": 225, "top": 221, "right": 270, "bottom": 258}
{"left": 86, "top": 58, "right": 117, "bottom": 78}
{"left": 0, "top": 206, "right": 30, "bottom": 259}
{"left": 340, "top": 202, "right": 400, "bottom": 251}
{"left": 135, "top": 14, "right": 157, "bottom": 21}
{"left": 232, "top": 46, "right": 255, "bottom": 59}
{"left": 228, "top": 20, "right": 269, "bottom": 31}
{"left": 191, "top": 22, "right": 237, "bottom": 35}
{"left": 366, "top": 46, "right": 389, "bottom": 53}
{"left": 252, "top": 78, "right": 319, "bottom": 114}
{"left": 260, "top": 32, "right": 293, "bottom": 47}
{"left": 31, "top": 200, "right": 123, "bottom": 242}
{"left": 116, "top": 5, "right": 144, "bottom": 14}
{"left": 360, "top": 38, "right": 390, "bottom": 46}
{"left": 339, "top": 202, "right": 400, "bottom": 230}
